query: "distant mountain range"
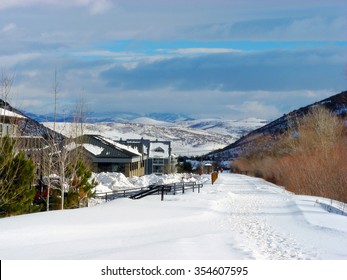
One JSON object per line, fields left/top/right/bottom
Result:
{"left": 1, "top": 99, "right": 268, "bottom": 156}
{"left": 209, "top": 90, "right": 347, "bottom": 160}
{"left": 20, "top": 109, "right": 268, "bottom": 156}
{"left": 42, "top": 117, "right": 268, "bottom": 156}
{"left": 24, "top": 111, "right": 194, "bottom": 123}
{"left": 5, "top": 90, "right": 347, "bottom": 159}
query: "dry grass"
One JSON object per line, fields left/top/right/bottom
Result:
{"left": 232, "top": 106, "right": 347, "bottom": 203}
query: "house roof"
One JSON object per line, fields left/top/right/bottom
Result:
{"left": 98, "top": 136, "right": 142, "bottom": 157}
{"left": 75, "top": 135, "right": 142, "bottom": 162}
{"left": 149, "top": 142, "right": 170, "bottom": 158}
{"left": 121, "top": 138, "right": 171, "bottom": 159}
{"left": 0, "top": 108, "right": 26, "bottom": 119}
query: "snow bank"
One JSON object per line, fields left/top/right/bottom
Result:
{"left": 92, "top": 172, "right": 209, "bottom": 193}
{"left": 92, "top": 172, "right": 136, "bottom": 192}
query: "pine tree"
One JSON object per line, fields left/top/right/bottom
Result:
{"left": 0, "top": 136, "right": 37, "bottom": 217}
{"left": 65, "top": 160, "right": 97, "bottom": 209}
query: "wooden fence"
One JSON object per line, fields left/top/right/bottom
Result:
{"left": 94, "top": 181, "right": 203, "bottom": 202}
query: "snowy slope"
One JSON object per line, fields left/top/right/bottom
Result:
{"left": 0, "top": 173, "right": 346, "bottom": 260}
{"left": 209, "top": 90, "right": 347, "bottom": 160}
{"left": 42, "top": 117, "right": 267, "bottom": 156}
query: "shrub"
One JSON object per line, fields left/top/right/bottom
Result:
{"left": 0, "top": 137, "right": 38, "bottom": 217}
{"left": 232, "top": 106, "right": 347, "bottom": 203}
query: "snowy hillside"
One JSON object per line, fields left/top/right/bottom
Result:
{"left": 179, "top": 117, "right": 268, "bottom": 136}
{"left": 2, "top": 98, "right": 267, "bottom": 156}
{"left": 0, "top": 173, "right": 346, "bottom": 260}
{"left": 42, "top": 117, "right": 267, "bottom": 156}
{"left": 209, "top": 90, "right": 347, "bottom": 160}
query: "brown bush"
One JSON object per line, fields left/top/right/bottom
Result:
{"left": 232, "top": 106, "right": 347, "bottom": 203}
{"left": 275, "top": 140, "right": 347, "bottom": 202}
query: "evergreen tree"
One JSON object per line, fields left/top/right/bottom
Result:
{"left": 65, "top": 160, "right": 97, "bottom": 209}
{"left": 0, "top": 136, "right": 37, "bottom": 217}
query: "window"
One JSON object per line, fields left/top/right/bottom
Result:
{"left": 153, "top": 147, "right": 165, "bottom": 153}
{"left": 153, "top": 166, "right": 164, "bottom": 174}
{"left": 153, "top": 158, "right": 164, "bottom": 165}
{"left": 130, "top": 162, "right": 138, "bottom": 171}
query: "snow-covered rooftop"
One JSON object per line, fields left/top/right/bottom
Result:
{"left": 98, "top": 136, "right": 142, "bottom": 157}
{"left": 83, "top": 143, "right": 104, "bottom": 156}
{"left": 0, "top": 108, "right": 26, "bottom": 119}
{"left": 149, "top": 142, "right": 170, "bottom": 158}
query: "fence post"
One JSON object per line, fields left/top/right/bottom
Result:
{"left": 182, "top": 182, "right": 185, "bottom": 194}
{"left": 211, "top": 172, "right": 218, "bottom": 184}
{"left": 161, "top": 187, "right": 164, "bottom": 201}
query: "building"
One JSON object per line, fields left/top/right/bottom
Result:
{"left": 71, "top": 134, "right": 145, "bottom": 177}
{"left": 0, "top": 107, "right": 26, "bottom": 137}
{"left": 119, "top": 138, "right": 177, "bottom": 175}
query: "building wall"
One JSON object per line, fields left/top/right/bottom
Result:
{"left": 0, "top": 123, "right": 18, "bottom": 137}
{"left": 116, "top": 138, "right": 177, "bottom": 175}
{"left": 126, "top": 161, "right": 145, "bottom": 177}
{"left": 93, "top": 161, "right": 145, "bottom": 178}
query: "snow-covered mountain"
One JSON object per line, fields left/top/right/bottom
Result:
{"left": 209, "top": 90, "right": 347, "bottom": 160}
{"left": 26, "top": 111, "right": 193, "bottom": 123}
{"left": 3, "top": 99, "right": 267, "bottom": 156}
{"left": 178, "top": 118, "right": 268, "bottom": 137}
{"left": 43, "top": 117, "right": 267, "bottom": 156}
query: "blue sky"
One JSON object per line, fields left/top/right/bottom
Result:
{"left": 1, "top": 0, "right": 347, "bottom": 120}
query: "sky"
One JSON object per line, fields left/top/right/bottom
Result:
{"left": 1, "top": 0, "right": 347, "bottom": 120}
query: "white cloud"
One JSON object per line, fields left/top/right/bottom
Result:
{"left": 0, "top": 53, "right": 42, "bottom": 66}
{"left": 0, "top": 0, "right": 114, "bottom": 14}
{"left": 71, "top": 50, "right": 173, "bottom": 65}
{"left": 167, "top": 48, "right": 242, "bottom": 55}
{"left": 226, "top": 101, "right": 280, "bottom": 119}
{"left": 0, "top": 0, "right": 55, "bottom": 10}
{"left": 87, "top": 0, "right": 113, "bottom": 15}
{"left": 1, "top": 0, "right": 346, "bottom": 120}
{"left": 1, "top": 23, "right": 16, "bottom": 33}
{"left": 279, "top": 16, "right": 347, "bottom": 41}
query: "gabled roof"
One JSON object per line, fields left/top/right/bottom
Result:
{"left": 77, "top": 134, "right": 142, "bottom": 160}
{"left": 149, "top": 142, "right": 170, "bottom": 158}
{"left": 0, "top": 108, "right": 26, "bottom": 119}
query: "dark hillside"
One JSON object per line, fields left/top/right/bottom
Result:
{"left": 209, "top": 90, "right": 347, "bottom": 160}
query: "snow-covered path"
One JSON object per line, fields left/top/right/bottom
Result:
{"left": 0, "top": 173, "right": 346, "bottom": 260}
{"left": 213, "top": 175, "right": 346, "bottom": 259}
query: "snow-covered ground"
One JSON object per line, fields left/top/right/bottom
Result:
{"left": 0, "top": 173, "right": 346, "bottom": 260}
{"left": 42, "top": 117, "right": 267, "bottom": 156}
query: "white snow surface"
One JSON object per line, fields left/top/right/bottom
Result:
{"left": 82, "top": 143, "right": 104, "bottom": 155}
{"left": 0, "top": 108, "right": 26, "bottom": 119}
{"left": 0, "top": 173, "right": 346, "bottom": 260}
{"left": 91, "top": 173, "right": 204, "bottom": 198}
{"left": 42, "top": 117, "right": 267, "bottom": 156}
